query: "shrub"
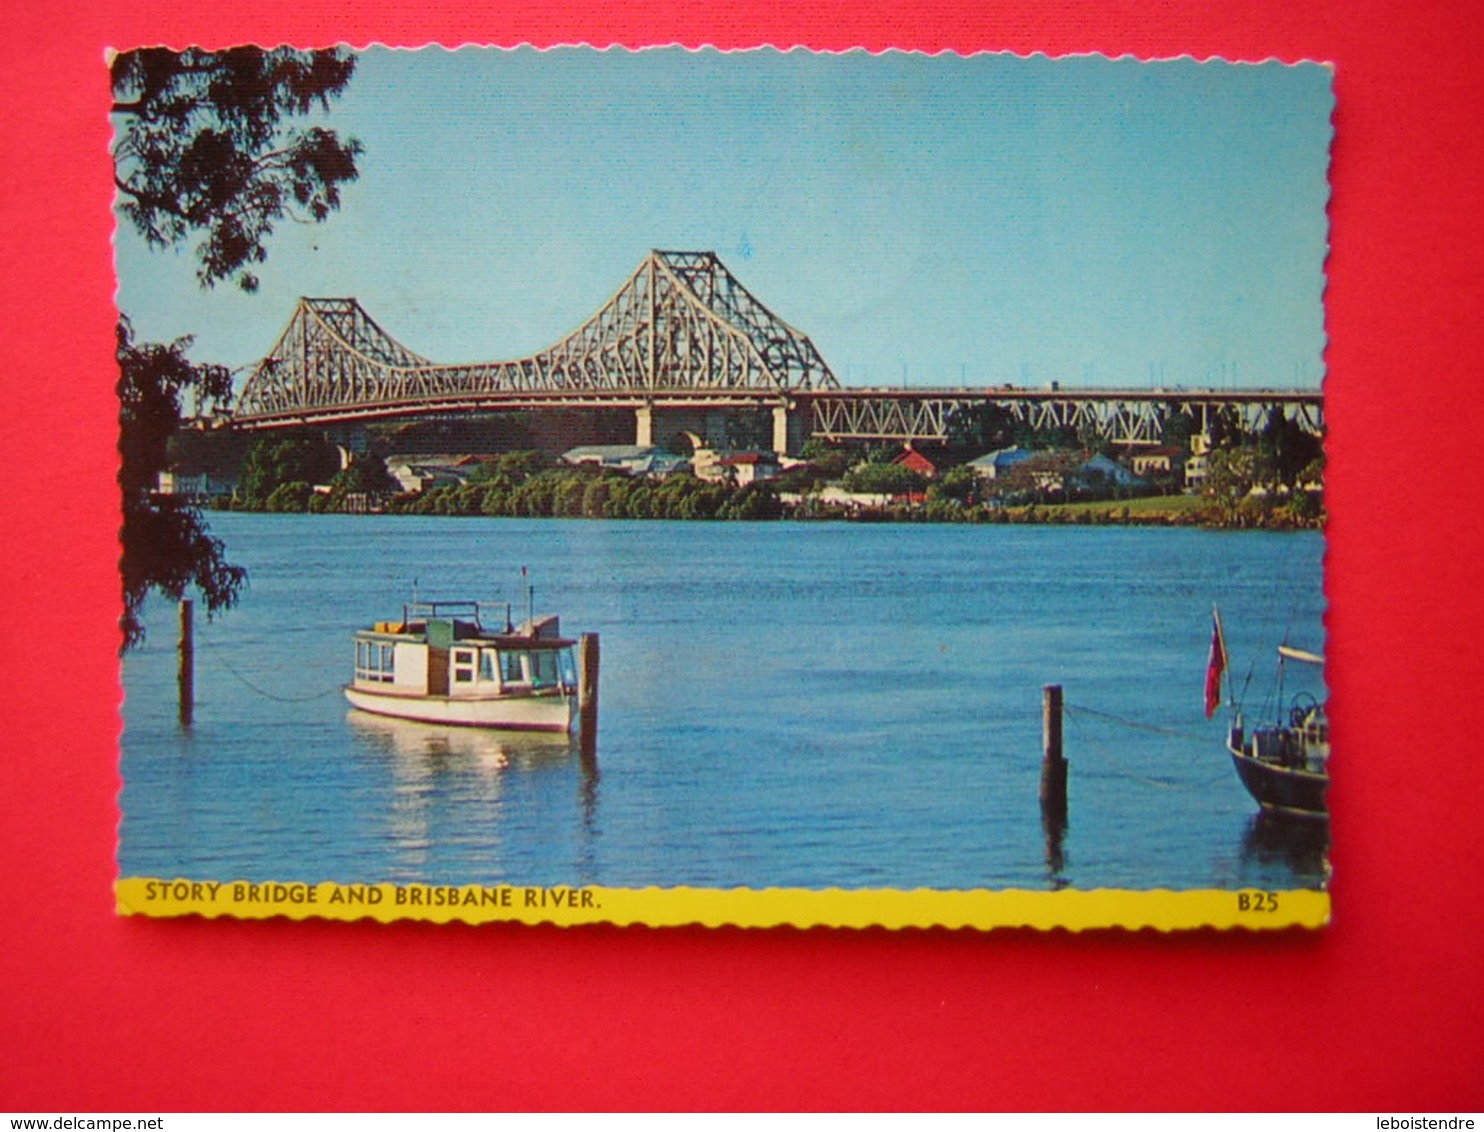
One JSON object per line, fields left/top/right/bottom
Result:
{"left": 264, "top": 480, "right": 312, "bottom": 512}
{"left": 841, "top": 462, "right": 926, "bottom": 496}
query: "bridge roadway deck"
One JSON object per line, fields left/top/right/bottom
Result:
{"left": 228, "top": 384, "right": 1321, "bottom": 429}
{"left": 807, "top": 386, "right": 1322, "bottom": 404}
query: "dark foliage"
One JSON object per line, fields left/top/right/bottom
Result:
{"left": 1257, "top": 407, "right": 1325, "bottom": 488}
{"left": 111, "top": 46, "right": 362, "bottom": 291}
{"left": 926, "top": 464, "right": 979, "bottom": 505}
{"left": 238, "top": 434, "right": 341, "bottom": 506}
{"left": 946, "top": 401, "right": 1019, "bottom": 451}
{"left": 117, "top": 319, "right": 245, "bottom": 649}
{"left": 1160, "top": 404, "right": 1200, "bottom": 449}
{"left": 840, "top": 461, "right": 926, "bottom": 496}
{"left": 330, "top": 455, "right": 401, "bottom": 496}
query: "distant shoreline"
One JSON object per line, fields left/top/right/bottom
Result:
{"left": 208, "top": 495, "right": 1323, "bottom": 532}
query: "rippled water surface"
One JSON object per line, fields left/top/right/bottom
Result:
{"left": 120, "top": 514, "right": 1328, "bottom": 891}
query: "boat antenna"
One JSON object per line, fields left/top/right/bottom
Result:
{"left": 1274, "top": 600, "right": 1301, "bottom": 714}
{"left": 1276, "top": 636, "right": 1289, "bottom": 711}
{"left": 1238, "top": 649, "right": 1259, "bottom": 710}
{"left": 523, "top": 566, "right": 533, "bottom": 634}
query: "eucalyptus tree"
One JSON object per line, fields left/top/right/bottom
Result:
{"left": 112, "top": 46, "right": 362, "bottom": 648}
{"left": 111, "top": 45, "right": 362, "bottom": 292}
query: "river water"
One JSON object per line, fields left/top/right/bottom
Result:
{"left": 119, "top": 513, "right": 1329, "bottom": 892}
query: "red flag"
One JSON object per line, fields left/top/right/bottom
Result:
{"left": 1204, "top": 609, "right": 1228, "bottom": 719}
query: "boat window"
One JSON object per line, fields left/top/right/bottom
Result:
{"left": 558, "top": 648, "right": 577, "bottom": 687}
{"left": 532, "top": 650, "right": 560, "bottom": 689}
{"left": 479, "top": 650, "right": 497, "bottom": 683}
{"left": 355, "top": 639, "right": 395, "bottom": 683}
{"left": 451, "top": 648, "right": 476, "bottom": 684}
{"left": 501, "top": 651, "right": 528, "bottom": 684}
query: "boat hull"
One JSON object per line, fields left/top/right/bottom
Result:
{"left": 1228, "top": 745, "right": 1328, "bottom": 818}
{"left": 344, "top": 684, "right": 575, "bottom": 732}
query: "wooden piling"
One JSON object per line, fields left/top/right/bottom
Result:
{"left": 178, "top": 599, "right": 195, "bottom": 727}
{"left": 577, "top": 632, "right": 600, "bottom": 760}
{"left": 1040, "top": 683, "right": 1066, "bottom": 823}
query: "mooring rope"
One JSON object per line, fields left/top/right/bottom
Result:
{"left": 198, "top": 641, "right": 345, "bottom": 704}
{"left": 1062, "top": 703, "right": 1231, "bottom": 791}
{"left": 1064, "top": 701, "right": 1212, "bottom": 745}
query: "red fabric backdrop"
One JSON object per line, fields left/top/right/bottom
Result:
{"left": 2, "top": 0, "right": 1481, "bottom": 1111}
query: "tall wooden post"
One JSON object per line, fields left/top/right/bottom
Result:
{"left": 578, "top": 632, "right": 600, "bottom": 762}
{"left": 178, "top": 599, "right": 195, "bottom": 727}
{"left": 1040, "top": 683, "right": 1066, "bottom": 823}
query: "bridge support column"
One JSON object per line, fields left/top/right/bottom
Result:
{"left": 635, "top": 406, "right": 653, "bottom": 448}
{"left": 772, "top": 403, "right": 805, "bottom": 457}
{"left": 324, "top": 424, "right": 372, "bottom": 467}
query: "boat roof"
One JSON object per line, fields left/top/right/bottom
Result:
{"left": 1278, "top": 645, "right": 1324, "bottom": 665}
{"left": 476, "top": 632, "right": 577, "bottom": 649}
{"left": 355, "top": 624, "right": 575, "bottom": 649}
{"left": 356, "top": 601, "right": 575, "bottom": 648}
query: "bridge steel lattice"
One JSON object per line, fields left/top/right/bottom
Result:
{"left": 806, "top": 388, "right": 1324, "bottom": 447}
{"left": 235, "top": 249, "right": 836, "bottom": 418}
{"left": 230, "top": 249, "right": 1323, "bottom": 452}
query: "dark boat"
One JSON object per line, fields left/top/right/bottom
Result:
{"left": 1225, "top": 645, "right": 1329, "bottom": 819}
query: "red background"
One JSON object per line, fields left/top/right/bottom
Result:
{"left": 3, "top": 0, "right": 1482, "bottom": 1111}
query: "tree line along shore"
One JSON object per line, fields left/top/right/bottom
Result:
{"left": 177, "top": 428, "right": 1324, "bottom": 532}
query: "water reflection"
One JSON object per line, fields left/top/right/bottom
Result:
{"left": 1238, "top": 810, "right": 1330, "bottom": 888}
{"left": 348, "top": 709, "right": 578, "bottom": 771}
{"left": 345, "top": 710, "right": 600, "bottom": 878}
{"left": 1042, "top": 810, "right": 1069, "bottom": 889}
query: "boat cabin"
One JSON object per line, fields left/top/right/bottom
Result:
{"left": 350, "top": 602, "right": 578, "bottom": 700}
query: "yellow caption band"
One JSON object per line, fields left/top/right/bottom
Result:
{"left": 117, "top": 877, "right": 1328, "bottom": 931}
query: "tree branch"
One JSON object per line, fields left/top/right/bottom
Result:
{"left": 114, "top": 175, "right": 192, "bottom": 220}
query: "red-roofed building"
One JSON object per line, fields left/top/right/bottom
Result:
{"left": 891, "top": 445, "right": 939, "bottom": 478}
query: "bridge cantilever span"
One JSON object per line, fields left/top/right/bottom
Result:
{"left": 233, "top": 249, "right": 838, "bottom": 426}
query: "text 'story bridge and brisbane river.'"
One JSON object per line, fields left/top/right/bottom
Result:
{"left": 226, "top": 249, "right": 1323, "bottom": 454}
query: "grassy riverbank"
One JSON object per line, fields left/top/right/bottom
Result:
{"left": 989, "top": 493, "right": 1319, "bottom": 529}
{"left": 214, "top": 483, "right": 1322, "bottom": 531}
{"left": 825, "top": 493, "right": 1320, "bottom": 529}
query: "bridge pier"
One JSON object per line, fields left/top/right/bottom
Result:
{"left": 323, "top": 423, "right": 373, "bottom": 465}
{"left": 773, "top": 403, "right": 807, "bottom": 457}
{"left": 635, "top": 406, "right": 796, "bottom": 454}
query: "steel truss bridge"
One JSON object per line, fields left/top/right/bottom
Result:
{"left": 231, "top": 250, "right": 1323, "bottom": 452}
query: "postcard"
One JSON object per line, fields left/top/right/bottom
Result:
{"left": 113, "top": 45, "right": 1333, "bottom": 930}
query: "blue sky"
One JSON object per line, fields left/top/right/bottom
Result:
{"left": 113, "top": 47, "right": 1333, "bottom": 391}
